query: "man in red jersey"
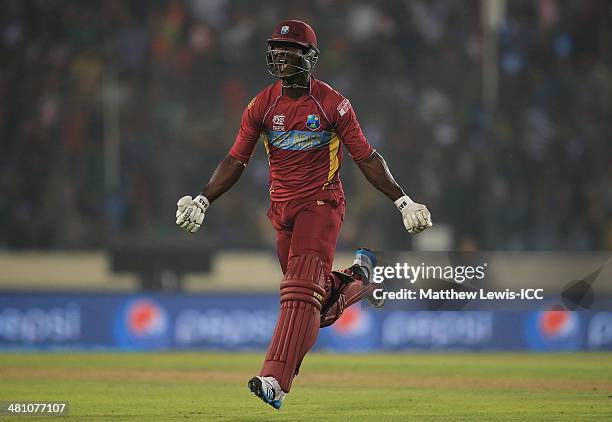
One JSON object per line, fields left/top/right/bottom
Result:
{"left": 175, "top": 20, "right": 432, "bottom": 409}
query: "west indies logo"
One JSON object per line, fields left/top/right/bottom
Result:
{"left": 306, "top": 114, "right": 320, "bottom": 130}
{"left": 114, "top": 297, "right": 170, "bottom": 349}
{"left": 525, "top": 310, "right": 581, "bottom": 351}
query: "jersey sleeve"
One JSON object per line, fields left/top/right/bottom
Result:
{"left": 229, "top": 96, "right": 264, "bottom": 164}
{"left": 331, "top": 95, "right": 375, "bottom": 163}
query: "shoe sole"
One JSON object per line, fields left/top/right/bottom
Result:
{"left": 248, "top": 377, "right": 282, "bottom": 409}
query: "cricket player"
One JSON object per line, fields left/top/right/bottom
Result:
{"left": 175, "top": 20, "right": 432, "bottom": 409}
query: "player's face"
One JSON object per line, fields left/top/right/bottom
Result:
{"left": 267, "top": 43, "right": 307, "bottom": 78}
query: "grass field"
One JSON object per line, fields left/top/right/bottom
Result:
{"left": 1, "top": 352, "right": 611, "bottom": 421}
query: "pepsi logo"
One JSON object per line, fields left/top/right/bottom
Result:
{"left": 539, "top": 310, "right": 576, "bottom": 338}
{"left": 320, "top": 305, "right": 378, "bottom": 352}
{"left": 126, "top": 298, "right": 168, "bottom": 338}
{"left": 114, "top": 297, "right": 170, "bottom": 348}
{"left": 333, "top": 306, "right": 370, "bottom": 336}
{"left": 526, "top": 310, "right": 581, "bottom": 351}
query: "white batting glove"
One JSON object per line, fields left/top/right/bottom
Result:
{"left": 395, "top": 195, "right": 433, "bottom": 234}
{"left": 175, "top": 194, "right": 209, "bottom": 233}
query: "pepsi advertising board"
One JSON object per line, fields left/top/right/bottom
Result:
{"left": 0, "top": 292, "right": 611, "bottom": 351}
{"left": 0, "top": 293, "right": 278, "bottom": 351}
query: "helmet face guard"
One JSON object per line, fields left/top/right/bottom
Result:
{"left": 266, "top": 43, "right": 319, "bottom": 78}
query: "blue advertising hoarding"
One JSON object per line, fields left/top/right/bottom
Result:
{"left": 0, "top": 292, "right": 611, "bottom": 351}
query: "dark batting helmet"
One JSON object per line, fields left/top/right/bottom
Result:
{"left": 266, "top": 20, "right": 319, "bottom": 78}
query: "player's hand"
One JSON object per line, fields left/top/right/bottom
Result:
{"left": 395, "top": 195, "right": 432, "bottom": 234}
{"left": 175, "top": 194, "right": 209, "bottom": 233}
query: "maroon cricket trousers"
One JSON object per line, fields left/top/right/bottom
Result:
{"left": 260, "top": 188, "right": 375, "bottom": 392}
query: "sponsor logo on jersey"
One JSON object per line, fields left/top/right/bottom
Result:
{"left": 337, "top": 98, "right": 351, "bottom": 116}
{"left": 265, "top": 130, "right": 333, "bottom": 151}
{"left": 306, "top": 114, "right": 321, "bottom": 130}
{"left": 281, "top": 25, "right": 289, "bottom": 35}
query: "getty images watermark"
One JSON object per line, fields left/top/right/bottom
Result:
{"left": 366, "top": 251, "right": 612, "bottom": 311}
{"left": 371, "top": 261, "right": 544, "bottom": 302}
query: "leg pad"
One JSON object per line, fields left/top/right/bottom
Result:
{"left": 260, "top": 254, "right": 327, "bottom": 392}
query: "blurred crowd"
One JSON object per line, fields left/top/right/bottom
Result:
{"left": 1, "top": 0, "right": 611, "bottom": 251}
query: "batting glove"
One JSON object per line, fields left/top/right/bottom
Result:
{"left": 175, "top": 194, "right": 209, "bottom": 233}
{"left": 395, "top": 195, "right": 433, "bottom": 234}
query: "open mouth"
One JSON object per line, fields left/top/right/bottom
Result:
{"left": 267, "top": 49, "right": 305, "bottom": 78}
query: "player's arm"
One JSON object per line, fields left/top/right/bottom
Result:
{"left": 356, "top": 152, "right": 432, "bottom": 234}
{"left": 334, "top": 97, "right": 432, "bottom": 234}
{"left": 201, "top": 155, "right": 246, "bottom": 202}
{"left": 355, "top": 152, "right": 403, "bottom": 201}
{"left": 176, "top": 96, "right": 261, "bottom": 233}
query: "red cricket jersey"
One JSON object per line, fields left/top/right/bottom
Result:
{"left": 229, "top": 77, "right": 375, "bottom": 202}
